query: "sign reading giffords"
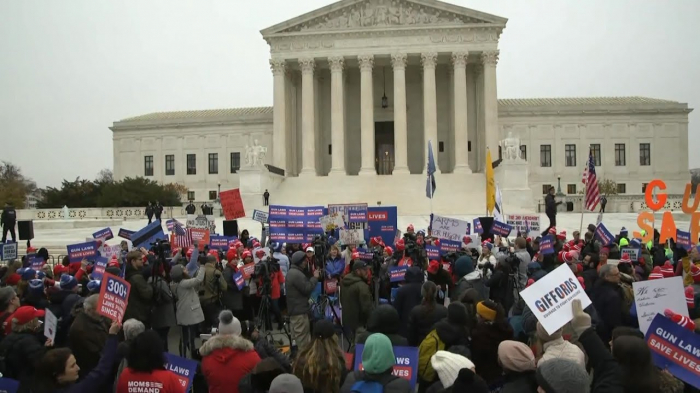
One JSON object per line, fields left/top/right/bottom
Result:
{"left": 268, "top": 205, "right": 326, "bottom": 243}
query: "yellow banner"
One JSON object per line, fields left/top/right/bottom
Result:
{"left": 486, "top": 148, "right": 495, "bottom": 214}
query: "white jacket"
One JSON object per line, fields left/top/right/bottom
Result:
{"left": 539, "top": 337, "right": 586, "bottom": 369}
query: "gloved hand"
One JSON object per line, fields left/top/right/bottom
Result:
{"left": 571, "top": 299, "right": 591, "bottom": 337}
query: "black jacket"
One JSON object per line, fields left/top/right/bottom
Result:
{"left": 123, "top": 264, "right": 154, "bottom": 325}
{"left": 252, "top": 336, "right": 291, "bottom": 372}
{"left": 393, "top": 267, "right": 423, "bottom": 338}
{"left": 486, "top": 269, "right": 512, "bottom": 312}
{"left": 592, "top": 279, "right": 625, "bottom": 344}
{"left": 407, "top": 303, "right": 447, "bottom": 346}
{"left": 470, "top": 321, "right": 513, "bottom": 386}
{"left": 0, "top": 331, "right": 47, "bottom": 392}
{"left": 1, "top": 207, "right": 16, "bottom": 225}
{"left": 544, "top": 194, "right": 558, "bottom": 216}
{"left": 501, "top": 371, "right": 538, "bottom": 393}
{"left": 578, "top": 327, "right": 623, "bottom": 393}
{"left": 354, "top": 305, "right": 408, "bottom": 347}
{"left": 68, "top": 309, "right": 110, "bottom": 379}
{"left": 433, "top": 318, "right": 469, "bottom": 349}
{"left": 340, "top": 370, "right": 412, "bottom": 393}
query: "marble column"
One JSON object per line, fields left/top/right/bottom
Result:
{"left": 482, "top": 51, "right": 500, "bottom": 163}
{"left": 358, "top": 54, "right": 375, "bottom": 175}
{"left": 270, "top": 59, "right": 286, "bottom": 172}
{"left": 421, "top": 52, "right": 438, "bottom": 173}
{"left": 391, "top": 53, "right": 409, "bottom": 174}
{"left": 452, "top": 52, "right": 471, "bottom": 173}
{"left": 299, "top": 58, "right": 316, "bottom": 176}
{"left": 328, "top": 56, "right": 345, "bottom": 175}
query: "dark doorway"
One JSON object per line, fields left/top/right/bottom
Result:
{"left": 375, "top": 122, "right": 395, "bottom": 175}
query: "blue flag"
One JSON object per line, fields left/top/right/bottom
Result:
{"left": 426, "top": 140, "right": 437, "bottom": 198}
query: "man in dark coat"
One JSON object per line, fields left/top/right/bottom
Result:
{"left": 123, "top": 250, "right": 154, "bottom": 327}
{"left": 68, "top": 294, "right": 110, "bottom": 379}
{"left": 185, "top": 200, "right": 196, "bottom": 215}
{"left": 542, "top": 187, "right": 561, "bottom": 236}
{"left": 154, "top": 200, "right": 163, "bottom": 222}
{"left": 286, "top": 251, "right": 320, "bottom": 349}
{"left": 591, "top": 264, "right": 626, "bottom": 345}
{"left": 0, "top": 306, "right": 48, "bottom": 392}
{"left": 145, "top": 202, "right": 154, "bottom": 223}
{"left": 340, "top": 260, "right": 375, "bottom": 341}
{"left": 392, "top": 266, "right": 424, "bottom": 338}
{"left": 263, "top": 189, "right": 270, "bottom": 206}
{"left": 1, "top": 202, "right": 16, "bottom": 243}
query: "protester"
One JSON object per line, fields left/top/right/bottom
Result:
{"left": 223, "top": 249, "right": 245, "bottom": 320}
{"left": 407, "top": 281, "right": 447, "bottom": 346}
{"left": 612, "top": 335, "right": 682, "bottom": 393}
{"left": 269, "top": 374, "right": 304, "bottom": 393}
{"left": 393, "top": 266, "right": 424, "bottom": 338}
{"left": 1, "top": 202, "right": 17, "bottom": 243}
{"left": 0, "top": 306, "right": 50, "bottom": 392}
{"left": 470, "top": 300, "right": 513, "bottom": 387}
{"left": 200, "top": 310, "right": 261, "bottom": 393}
{"left": 240, "top": 320, "right": 291, "bottom": 372}
{"left": 592, "top": 264, "right": 626, "bottom": 344}
{"left": 67, "top": 294, "right": 110, "bottom": 379}
{"left": 339, "top": 260, "right": 374, "bottom": 340}
{"left": 485, "top": 257, "right": 514, "bottom": 313}
{"left": 286, "top": 250, "right": 321, "bottom": 349}
{"left": 498, "top": 340, "right": 537, "bottom": 393}
{"left": 451, "top": 255, "right": 485, "bottom": 302}
{"left": 427, "top": 350, "right": 476, "bottom": 393}
{"left": 340, "top": 333, "right": 412, "bottom": 393}
{"left": 354, "top": 304, "right": 408, "bottom": 346}
{"left": 513, "top": 237, "right": 530, "bottom": 288}
{"left": 199, "top": 254, "right": 227, "bottom": 331}
{"left": 148, "top": 263, "right": 176, "bottom": 351}
{"left": 122, "top": 250, "right": 153, "bottom": 327}
{"left": 535, "top": 322, "right": 585, "bottom": 368}
{"left": 293, "top": 319, "right": 348, "bottom": 393}
{"left": 325, "top": 245, "right": 345, "bottom": 280}
{"left": 115, "top": 330, "right": 183, "bottom": 393}
{"left": 0, "top": 286, "right": 20, "bottom": 340}
{"left": 477, "top": 242, "right": 497, "bottom": 279}
{"left": 238, "top": 357, "right": 286, "bottom": 393}
{"left": 170, "top": 262, "right": 206, "bottom": 358}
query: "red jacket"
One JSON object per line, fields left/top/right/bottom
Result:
{"left": 200, "top": 334, "right": 261, "bottom": 393}
{"left": 116, "top": 368, "right": 184, "bottom": 393}
{"left": 258, "top": 270, "right": 285, "bottom": 299}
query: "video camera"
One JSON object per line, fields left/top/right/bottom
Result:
{"left": 252, "top": 245, "right": 280, "bottom": 296}
{"left": 149, "top": 239, "right": 172, "bottom": 260}
{"left": 403, "top": 232, "right": 426, "bottom": 264}
{"left": 312, "top": 234, "right": 329, "bottom": 269}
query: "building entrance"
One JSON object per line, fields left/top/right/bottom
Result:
{"left": 375, "top": 121, "right": 394, "bottom": 175}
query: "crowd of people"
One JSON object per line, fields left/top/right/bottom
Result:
{"left": 0, "top": 213, "right": 697, "bottom": 393}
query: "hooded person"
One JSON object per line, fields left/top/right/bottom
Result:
{"left": 427, "top": 351, "right": 476, "bottom": 393}
{"left": 536, "top": 359, "right": 589, "bottom": 393}
{"left": 354, "top": 305, "right": 408, "bottom": 347}
{"left": 498, "top": 340, "right": 538, "bottom": 393}
{"left": 340, "top": 333, "right": 412, "bottom": 393}
{"left": 169, "top": 253, "right": 206, "bottom": 359}
{"left": 470, "top": 300, "right": 514, "bottom": 387}
{"left": 200, "top": 310, "right": 261, "bottom": 393}
{"left": 451, "top": 255, "right": 486, "bottom": 302}
{"left": 536, "top": 322, "right": 585, "bottom": 369}
{"left": 407, "top": 281, "right": 448, "bottom": 346}
{"left": 392, "top": 266, "right": 424, "bottom": 338}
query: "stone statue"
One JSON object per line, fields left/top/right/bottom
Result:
{"left": 499, "top": 131, "right": 522, "bottom": 161}
{"left": 245, "top": 139, "right": 268, "bottom": 167}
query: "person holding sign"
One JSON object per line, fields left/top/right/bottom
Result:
{"left": 340, "top": 333, "right": 412, "bottom": 393}
{"left": 340, "top": 261, "right": 375, "bottom": 341}
{"left": 170, "top": 262, "right": 206, "bottom": 359}
{"left": 116, "top": 330, "right": 184, "bottom": 393}
{"left": 67, "top": 294, "right": 110, "bottom": 379}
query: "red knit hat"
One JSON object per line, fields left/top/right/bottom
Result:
{"left": 661, "top": 261, "right": 674, "bottom": 278}
{"left": 6, "top": 273, "right": 20, "bottom": 286}
{"left": 407, "top": 224, "right": 414, "bottom": 232}
{"left": 558, "top": 251, "right": 575, "bottom": 264}
{"left": 649, "top": 266, "right": 664, "bottom": 280}
{"left": 577, "top": 276, "right": 586, "bottom": 290}
{"left": 619, "top": 253, "right": 632, "bottom": 265}
{"left": 548, "top": 227, "right": 557, "bottom": 235}
{"left": 686, "top": 286, "right": 695, "bottom": 309}
{"left": 255, "top": 249, "right": 266, "bottom": 259}
{"left": 665, "top": 309, "right": 695, "bottom": 331}
{"left": 692, "top": 264, "right": 700, "bottom": 283}
{"left": 352, "top": 251, "right": 360, "bottom": 260}
{"left": 562, "top": 243, "right": 570, "bottom": 252}
{"left": 557, "top": 231, "right": 567, "bottom": 240}
{"left": 395, "top": 238, "right": 405, "bottom": 252}
{"left": 241, "top": 250, "right": 252, "bottom": 260}
{"left": 526, "top": 278, "right": 535, "bottom": 288}
{"left": 427, "top": 260, "right": 440, "bottom": 275}
{"left": 384, "top": 246, "right": 393, "bottom": 255}
{"left": 432, "top": 238, "right": 440, "bottom": 246}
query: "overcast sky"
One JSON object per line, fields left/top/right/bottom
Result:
{"left": 1, "top": 0, "right": 698, "bottom": 187}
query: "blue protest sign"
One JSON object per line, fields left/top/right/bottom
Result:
{"left": 473, "top": 218, "right": 483, "bottom": 234}
{"left": 0, "top": 242, "right": 17, "bottom": 261}
{"left": 677, "top": 230, "right": 692, "bottom": 251}
{"left": 92, "top": 256, "right": 108, "bottom": 280}
{"left": 389, "top": 266, "right": 408, "bottom": 282}
{"left": 354, "top": 345, "right": 419, "bottom": 388}
{"left": 367, "top": 207, "right": 398, "bottom": 247}
{"left": 210, "top": 235, "right": 235, "bottom": 250}
{"left": 268, "top": 205, "right": 327, "bottom": 243}
{"left": 30, "top": 255, "right": 44, "bottom": 271}
{"left": 439, "top": 240, "right": 461, "bottom": 254}
{"left": 426, "top": 246, "right": 441, "bottom": 260}
{"left": 357, "top": 251, "right": 374, "bottom": 261}
{"left": 164, "top": 353, "right": 198, "bottom": 392}
{"left": 0, "top": 377, "right": 19, "bottom": 393}
{"left": 646, "top": 314, "right": 700, "bottom": 389}
{"left": 66, "top": 241, "right": 98, "bottom": 263}
{"left": 233, "top": 272, "right": 245, "bottom": 290}
{"left": 595, "top": 223, "right": 614, "bottom": 246}
{"left": 117, "top": 228, "right": 134, "bottom": 240}
{"left": 539, "top": 235, "right": 555, "bottom": 255}
{"left": 97, "top": 274, "right": 131, "bottom": 322}
{"left": 492, "top": 220, "right": 513, "bottom": 237}
{"left": 92, "top": 227, "right": 113, "bottom": 241}
{"left": 130, "top": 221, "right": 167, "bottom": 249}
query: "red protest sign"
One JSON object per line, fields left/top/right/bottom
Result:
{"left": 241, "top": 263, "right": 255, "bottom": 279}
{"left": 220, "top": 188, "right": 245, "bottom": 220}
{"left": 189, "top": 228, "right": 210, "bottom": 251}
{"left": 97, "top": 273, "right": 131, "bottom": 323}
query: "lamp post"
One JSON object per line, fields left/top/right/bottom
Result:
{"left": 556, "top": 176, "right": 565, "bottom": 197}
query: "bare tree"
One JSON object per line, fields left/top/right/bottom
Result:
{"left": 95, "top": 168, "right": 114, "bottom": 183}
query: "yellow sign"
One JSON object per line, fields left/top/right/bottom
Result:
{"left": 485, "top": 148, "right": 495, "bottom": 214}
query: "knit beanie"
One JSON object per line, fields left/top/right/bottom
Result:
{"left": 665, "top": 309, "right": 696, "bottom": 331}
{"left": 269, "top": 374, "right": 304, "bottom": 393}
{"left": 536, "top": 322, "right": 563, "bottom": 343}
{"left": 0, "top": 287, "right": 15, "bottom": 311}
{"left": 498, "top": 340, "right": 536, "bottom": 372}
{"left": 28, "top": 279, "right": 44, "bottom": 296}
{"left": 686, "top": 286, "right": 695, "bottom": 309}
{"left": 476, "top": 301, "right": 497, "bottom": 322}
{"left": 450, "top": 368, "right": 489, "bottom": 393}
{"left": 447, "top": 302, "right": 468, "bottom": 325}
{"left": 218, "top": 310, "right": 241, "bottom": 336}
{"left": 291, "top": 251, "right": 306, "bottom": 266}
{"left": 536, "top": 359, "right": 589, "bottom": 393}
{"left": 431, "top": 351, "right": 475, "bottom": 388}
{"left": 362, "top": 333, "right": 395, "bottom": 374}
{"left": 661, "top": 261, "right": 674, "bottom": 278}
{"left": 59, "top": 274, "right": 78, "bottom": 290}
{"left": 648, "top": 266, "right": 664, "bottom": 280}
{"left": 692, "top": 265, "right": 700, "bottom": 283}
{"left": 21, "top": 268, "right": 37, "bottom": 281}
{"left": 454, "top": 255, "right": 474, "bottom": 278}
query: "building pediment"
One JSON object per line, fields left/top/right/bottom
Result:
{"left": 261, "top": 0, "right": 507, "bottom": 37}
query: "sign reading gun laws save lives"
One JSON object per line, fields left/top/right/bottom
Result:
{"left": 519, "top": 263, "right": 592, "bottom": 334}
{"left": 97, "top": 274, "right": 131, "bottom": 323}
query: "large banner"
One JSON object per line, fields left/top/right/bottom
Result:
{"left": 130, "top": 221, "right": 167, "bottom": 249}
{"left": 268, "top": 205, "right": 325, "bottom": 243}
{"left": 367, "top": 206, "right": 398, "bottom": 247}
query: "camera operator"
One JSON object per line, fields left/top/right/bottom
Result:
{"left": 198, "top": 254, "right": 227, "bottom": 332}
{"left": 513, "top": 237, "right": 530, "bottom": 288}
{"left": 222, "top": 248, "right": 244, "bottom": 320}
{"left": 253, "top": 250, "right": 285, "bottom": 330}
{"left": 287, "top": 251, "right": 322, "bottom": 349}
{"left": 339, "top": 260, "right": 374, "bottom": 342}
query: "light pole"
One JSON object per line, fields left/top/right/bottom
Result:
{"left": 556, "top": 176, "right": 565, "bottom": 197}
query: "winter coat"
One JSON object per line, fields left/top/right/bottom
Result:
{"left": 486, "top": 269, "right": 512, "bottom": 312}
{"left": 577, "top": 327, "right": 624, "bottom": 393}
{"left": 407, "top": 303, "right": 447, "bottom": 346}
{"left": 222, "top": 263, "right": 244, "bottom": 311}
{"left": 123, "top": 263, "right": 153, "bottom": 325}
{"left": 252, "top": 336, "right": 291, "bottom": 372}
{"left": 1, "top": 206, "right": 16, "bottom": 225}
{"left": 470, "top": 321, "right": 513, "bottom": 386}
{"left": 340, "top": 370, "right": 412, "bottom": 393}
{"left": 116, "top": 368, "right": 182, "bottom": 393}
{"left": 273, "top": 252, "right": 290, "bottom": 294}
{"left": 539, "top": 337, "right": 586, "bottom": 368}
{"left": 501, "top": 371, "right": 538, "bottom": 393}
{"left": 199, "top": 262, "right": 227, "bottom": 306}
{"left": 0, "top": 331, "right": 47, "bottom": 392}
{"left": 340, "top": 272, "right": 375, "bottom": 338}
{"left": 545, "top": 194, "right": 557, "bottom": 216}
{"left": 514, "top": 249, "right": 530, "bottom": 288}
{"left": 592, "top": 279, "right": 626, "bottom": 344}
{"left": 170, "top": 265, "right": 206, "bottom": 326}
{"left": 354, "top": 306, "right": 408, "bottom": 347}
{"left": 326, "top": 256, "right": 346, "bottom": 278}
{"left": 257, "top": 270, "right": 284, "bottom": 299}
{"left": 68, "top": 310, "right": 110, "bottom": 379}
{"left": 451, "top": 271, "right": 486, "bottom": 303}
{"left": 148, "top": 276, "right": 177, "bottom": 330}
{"left": 433, "top": 318, "right": 470, "bottom": 349}
{"left": 200, "top": 334, "right": 261, "bottom": 393}
{"left": 429, "top": 368, "right": 490, "bottom": 393}
{"left": 286, "top": 264, "right": 317, "bottom": 316}
{"left": 393, "top": 266, "right": 424, "bottom": 338}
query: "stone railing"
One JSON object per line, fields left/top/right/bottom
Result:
{"left": 16, "top": 206, "right": 183, "bottom": 221}
{"left": 537, "top": 194, "right": 688, "bottom": 213}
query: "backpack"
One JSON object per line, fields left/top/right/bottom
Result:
{"left": 418, "top": 329, "right": 445, "bottom": 382}
{"left": 350, "top": 372, "right": 397, "bottom": 393}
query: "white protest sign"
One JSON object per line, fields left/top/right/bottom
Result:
{"left": 431, "top": 215, "right": 470, "bottom": 242}
{"left": 519, "top": 263, "right": 592, "bottom": 334}
{"left": 339, "top": 229, "right": 364, "bottom": 246}
{"left": 0, "top": 242, "right": 18, "bottom": 261}
{"left": 620, "top": 248, "right": 640, "bottom": 262}
{"left": 102, "top": 244, "right": 122, "bottom": 260}
{"left": 186, "top": 214, "right": 216, "bottom": 233}
{"left": 633, "top": 276, "right": 688, "bottom": 334}
{"left": 44, "top": 309, "right": 57, "bottom": 342}
{"left": 506, "top": 214, "right": 541, "bottom": 234}
{"left": 319, "top": 213, "right": 345, "bottom": 232}
{"left": 252, "top": 209, "right": 269, "bottom": 224}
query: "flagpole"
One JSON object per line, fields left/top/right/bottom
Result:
{"left": 430, "top": 174, "right": 434, "bottom": 215}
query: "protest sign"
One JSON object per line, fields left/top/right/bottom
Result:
{"left": 633, "top": 179, "right": 700, "bottom": 243}
{"left": 220, "top": 188, "right": 245, "bottom": 220}
{"left": 473, "top": 218, "right": 483, "bottom": 234}
{"left": 233, "top": 272, "right": 245, "bottom": 290}
{"left": 164, "top": 353, "right": 198, "bottom": 392}
{"left": 595, "top": 222, "right": 614, "bottom": 246}
{"left": 357, "top": 250, "right": 374, "bottom": 261}
{"left": 633, "top": 276, "right": 687, "bottom": 334}
{"left": 389, "top": 266, "right": 408, "bottom": 282}
{"left": 117, "top": 228, "right": 134, "bottom": 240}
{"left": 66, "top": 241, "right": 98, "bottom": 263}
{"left": 252, "top": 209, "right": 269, "bottom": 224}
{"left": 0, "top": 242, "right": 17, "bottom": 261}
{"left": 241, "top": 263, "right": 255, "bottom": 279}
{"left": 491, "top": 220, "right": 513, "bottom": 237}
{"left": 439, "top": 240, "right": 462, "bottom": 254}
{"left": 0, "top": 378, "right": 19, "bottom": 393}
{"left": 92, "top": 227, "right": 113, "bottom": 242}
{"left": 677, "top": 229, "right": 692, "bottom": 251}
{"left": 30, "top": 255, "right": 44, "bottom": 271}
{"left": 92, "top": 256, "right": 108, "bottom": 280}
{"left": 339, "top": 229, "right": 364, "bottom": 246}
{"left": 189, "top": 228, "right": 210, "bottom": 247}
{"left": 431, "top": 215, "right": 470, "bottom": 242}
{"left": 130, "top": 221, "right": 167, "bottom": 249}
{"left": 367, "top": 207, "right": 398, "bottom": 248}
{"left": 426, "top": 246, "right": 440, "bottom": 260}
{"left": 354, "top": 345, "right": 419, "bottom": 388}
{"left": 620, "top": 247, "right": 640, "bottom": 262}
{"left": 539, "top": 235, "right": 555, "bottom": 255}
{"left": 44, "top": 309, "right": 57, "bottom": 342}
{"left": 519, "top": 263, "right": 592, "bottom": 334}
{"left": 268, "top": 205, "right": 326, "bottom": 242}
{"left": 319, "top": 213, "right": 345, "bottom": 232}
{"left": 646, "top": 313, "right": 700, "bottom": 389}
{"left": 210, "top": 235, "right": 235, "bottom": 250}
{"left": 102, "top": 244, "right": 122, "bottom": 261}
{"left": 186, "top": 214, "right": 216, "bottom": 234}
{"left": 506, "top": 214, "right": 541, "bottom": 234}
{"left": 328, "top": 203, "right": 369, "bottom": 224}
{"left": 97, "top": 274, "right": 131, "bottom": 323}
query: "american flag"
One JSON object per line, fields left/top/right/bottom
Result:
{"left": 582, "top": 149, "right": 601, "bottom": 211}
{"left": 171, "top": 223, "right": 192, "bottom": 248}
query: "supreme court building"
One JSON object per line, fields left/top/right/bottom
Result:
{"left": 111, "top": 0, "right": 692, "bottom": 213}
